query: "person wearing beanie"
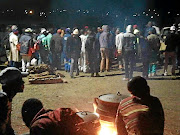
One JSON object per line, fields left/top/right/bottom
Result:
{"left": 50, "top": 28, "right": 63, "bottom": 70}
{"left": 0, "top": 67, "right": 24, "bottom": 135}
{"left": 66, "top": 29, "right": 81, "bottom": 78}
{"left": 116, "top": 76, "right": 164, "bottom": 135}
{"left": 9, "top": 26, "right": 21, "bottom": 68}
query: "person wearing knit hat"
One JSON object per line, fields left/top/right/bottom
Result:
{"left": 66, "top": 28, "right": 81, "bottom": 78}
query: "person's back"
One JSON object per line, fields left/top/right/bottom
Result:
{"left": 116, "top": 76, "right": 164, "bottom": 135}
{"left": 50, "top": 33, "right": 63, "bottom": 53}
{"left": 30, "top": 108, "right": 84, "bottom": 135}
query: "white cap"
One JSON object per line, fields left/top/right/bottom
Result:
{"left": 73, "top": 29, "right": 79, "bottom": 35}
{"left": 170, "top": 26, "right": 176, "bottom": 31}
{"left": 25, "top": 28, "right": 33, "bottom": 33}
{"left": 41, "top": 28, "right": 46, "bottom": 33}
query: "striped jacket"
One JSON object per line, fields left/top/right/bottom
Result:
{"left": 116, "top": 96, "right": 164, "bottom": 135}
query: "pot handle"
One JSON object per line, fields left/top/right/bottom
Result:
{"left": 94, "top": 98, "right": 99, "bottom": 106}
{"left": 117, "top": 92, "right": 122, "bottom": 96}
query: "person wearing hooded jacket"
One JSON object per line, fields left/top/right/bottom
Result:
{"left": 121, "top": 25, "right": 136, "bottom": 81}
{"left": 99, "top": 25, "right": 111, "bottom": 72}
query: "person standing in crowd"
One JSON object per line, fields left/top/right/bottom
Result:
{"left": 116, "top": 76, "right": 164, "bottom": 135}
{"left": 50, "top": 29, "right": 63, "bottom": 70}
{"left": 109, "top": 27, "right": 116, "bottom": 69}
{"left": 0, "top": 67, "right": 24, "bottom": 135}
{"left": 36, "top": 28, "right": 46, "bottom": 65}
{"left": 9, "top": 26, "right": 21, "bottom": 68}
{"left": 122, "top": 25, "right": 136, "bottom": 81}
{"left": 86, "top": 29, "right": 100, "bottom": 77}
{"left": 63, "top": 28, "right": 71, "bottom": 72}
{"left": 115, "top": 28, "right": 124, "bottom": 70}
{"left": 45, "top": 28, "right": 53, "bottom": 64}
{"left": 133, "top": 25, "right": 141, "bottom": 60}
{"left": 67, "top": 29, "right": 81, "bottom": 78}
{"left": 21, "top": 98, "right": 84, "bottom": 135}
{"left": 19, "top": 28, "right": 34, "bottom": 72}
{"left": 99, "top": 25, "right": 110, "bottom": 72}
{"left": 139, "top": 34, "right": 150, "bottom": 79}
{"left": 144, "top": 21, "right": 156, "bottom": 37}
{"left": 79, "top": 29, "right": 89, "bottom": 73}
{"left": 147, "top": 29, "right": 160, "bottom": 77}
{"left": 163, "top": 26, "right": 178, "bottom": 76}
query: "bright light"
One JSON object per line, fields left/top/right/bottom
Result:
{"left": 177, "top": 14, "right": 180, "bottom": 16}
{"left": 146, "top": 14, "right": 148, "bottom": 16}
{"left": 143, "top": 12, "right": 145, "bottom": 14}
{"left": 168, "top": 12, "right": 170, "bottom": 14}
{"left": 29, "top": 10, "right": 33, "bottom": 14}
{"left": 151, "top": 16, "right": 154, "bottom": 19}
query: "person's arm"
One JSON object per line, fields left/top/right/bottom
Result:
{"left": 115, "top": 109, "right": 128, "bottom": 135}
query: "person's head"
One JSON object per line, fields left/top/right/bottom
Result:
{"left": 127, "top": 76, "right": 150, "bottom": 98}
{"left": 147, "top": 21, "right": 153, "bottom": 27}
{"left": 115, "top": 28, "right": 120, "bottom": 35}
{"left": 170, "top": 26, "right": 176, "bottom": 33}
{"left": 133, "top": 25, "right": 138, "bottom": 30}
{"left": 0, "top": 67, "right": 24, "bottom": 101}
{"left": 73, "top": 29, "right": 79, "bottom": 36}
{"left": 57, "top": 29, "right": 62, "bottom": 34}
{"left": 126, "top": 25, "right": 133, "bottom": 33}
{"left": 21, "top": 98, "right": 43, "bottom": 128}
{"left": 97, "top": 27, "right": 102, "bottom": 33}
{"left": 102, "top": 25, "right": 109, "bottom": 32}
{"left": 40, "top": 28, "right": 46, "bottom": 35}
{"left": 65, "top": 28, "right": 71, "bottom": 34}
{"left": 0, "top": 92, "right": 8, "bottom": 134}
{"left": 25, "top": 28, "right": 33, "bottom": 34}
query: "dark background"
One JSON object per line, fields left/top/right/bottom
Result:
{"left": 0, "top": 0, "right": 179, "bottom": 29}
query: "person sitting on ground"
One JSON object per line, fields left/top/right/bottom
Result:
{"left": 0, "top": 67, "right": 24, "bottom": 135}
{"left": 0, "top": 92, "right": 9, "bottom": 135}
{"left": 21, "top": 98, "right": 86, "bottom": 135}
{"left": 115, "top": 76, "right": 164, "bottom": 135}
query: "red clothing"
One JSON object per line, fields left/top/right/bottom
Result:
{"left": 116, "top": 96, "right": 164, "bottom": 135}
{"left": 30, "top": 108, "right": 84, "bottom": 135}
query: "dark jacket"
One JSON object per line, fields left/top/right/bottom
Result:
{"left": 19, "top": 33, "right": 33, "bottom": 55}
{"left": 99, "top": 25, "right": 110, "bottom": 48}
{"left": 50, "top": 33, "right": 63, "bottom": 53}
{"left": 66, "top": 35, "right": 81, "bottom": 58}
{"left": 165, "top": 32, "right": 179, "bottom": 52}
{"left": 30, "top": 108, "right": 84, "bottom": 135}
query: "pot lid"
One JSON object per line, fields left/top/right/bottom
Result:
{"left": 98, "top": 92, "right": 128, "bottom": 103}
{"left": 76, "top": 111, "right": 99, "bottom": 122}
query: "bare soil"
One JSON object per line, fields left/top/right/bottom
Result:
{"left": 7, "top": 67, "right": 180, "bottom": 135}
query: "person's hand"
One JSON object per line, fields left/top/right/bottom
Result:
{"left": 117, "top": 50, "right": 122, "bottom": 55}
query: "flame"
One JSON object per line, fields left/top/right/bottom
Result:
{"left": 93, "top": 103, "right": 117, "bottom": 135}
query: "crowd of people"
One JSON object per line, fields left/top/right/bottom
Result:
{"left": 0, "top": 67, "right": 164, "bottom": 135}
{"left": 0, "top": 21, "right": 180, "bottom": 80}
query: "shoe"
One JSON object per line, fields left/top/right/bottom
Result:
{"left": 151, "top": 73, "right": 156, "bottom": 76}
{"left": 163, "top": 72, "right": 168, "bottom": 76}
{"left": 148, "top": 73, "right": 151, "bottom": 77}
{"left": 95, "top": 73, "right": 100, "bottom": 77}
{"left": 70, "top": 76, "right": 75, "bottom": 78}
{"left": 122, "top": 78, "right": 129, "bottom": 81}
{"left": 91, "top": 73, "right": 94, "bottom": 77}
{"left": 75, "top": 72, "right": 79, "bottom": 76}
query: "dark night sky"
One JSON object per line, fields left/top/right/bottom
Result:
{"left": 0, "top": 0, "right": 179, "bottom": 28}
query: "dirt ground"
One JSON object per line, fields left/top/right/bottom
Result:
{"left": 5, "top": 66, "right": 180, "bottom": 135}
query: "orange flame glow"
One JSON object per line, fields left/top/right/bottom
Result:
{"left": 93, "top": 103, "right": 117, "bottom": 135}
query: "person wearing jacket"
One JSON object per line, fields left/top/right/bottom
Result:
{"left": 19, "top": 28, "right": 34, "bottom": 72}
{"left": 86, "top": 29, "right": 100, "bottom": 77}
{"left": 0, "top": 67, "right": 24, "bottom": 135}
{"left": 116, "top": 76, "right": 164, "bottom": 135}
{"left": 63, "top": 28, "right": 71, "bottom": 72}
{"left": 115, "top": 28, "right": 124, "bottom": 70}
{"left": 121, "top": 25, "right": 136, "bottom": 81}
{"left": 163, "top": 26, "right": 178, "bottom": 76}
{"left": 50, "top": 29, "right": 63, "bottom": 70}
{"left": 99, "top": 25, "right": 111, "bottom": 72}
{"left": 9, "top": 28, "right": 21, "bottom": 68}
{"left": 21, "top": 98, "right": 84, "bottom": 135}
{"left": 66, "top": 29, "right": 81, "bottom": 78}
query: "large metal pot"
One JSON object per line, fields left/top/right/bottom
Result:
{"left": 94, "top": 92, "right": 128, "bottom": 122}
{"left": 76, "top": 111, "right": 101, "bottom": 135}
